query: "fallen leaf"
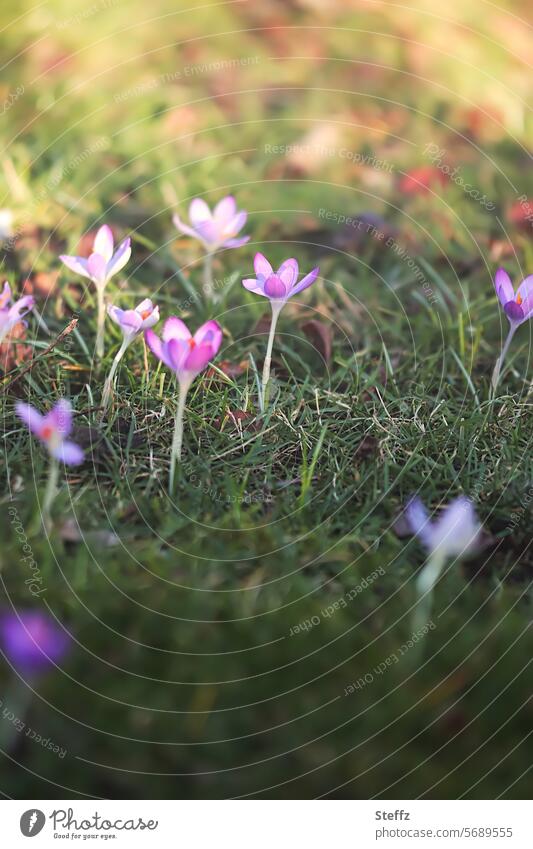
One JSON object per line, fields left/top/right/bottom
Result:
{"left": 0, "top": 322, "right": 33, "bottom": 373}
{"left": 301, "top": 319, "right": 332, "bottom": 365}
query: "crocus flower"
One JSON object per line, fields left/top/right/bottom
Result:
{"left": 102, "top": 298, "right": 160, "bottom": 411}
{"left": 0, "top": 610, "right": 70, "bottom": 676}
{"left": 405, "top": 495, "right": 482, "bottom": 630}
{"left": 242, "top": 253, "right": 320, "bottom": 410}
{"left": 492, "top": 268, "right": 533, "bottom": 390}
{"left": 0, "top": 281, "right": 34, "bottom": 345}
{"left": 173, "top": 196, "right": 249, "bottom": 297}
{"left": 16, "top": 399, "right": 84, "bottom": 529}
{"left": 145, "top": 318, "right": 222, "bottom": 492}
{"left": 60, "top": 224, "right": 131, "bottom": 358}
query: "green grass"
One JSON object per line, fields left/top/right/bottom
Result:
{"left": 0, "top": 0, "right": 532, "bottom": 799}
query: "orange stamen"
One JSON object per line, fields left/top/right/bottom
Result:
{"left": 516, "top": 293, "right": 523, "bottom": 306}
{"left": 187, "top": 338, "right": 196, "bottom": 349}
{"left": 140, "top": 309, "right": 152, "bottom": 319}
{"left": 41, "top": 425, "right": 53, "bottom": 441}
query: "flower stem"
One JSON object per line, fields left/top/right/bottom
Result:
{"left": 203, "top": 252, "right": 214, "bottom": 299}
{"left": 95, "top": 286, "right": 106, "bottom": 359}
{"left": 42, "top": 457, "right": 59, "bottom": 532}
{"left": 169, "top": 378, "right": 191, "bottom": 495}
{"left": 101, "top": 339, "right": 129, "bottom": 413}
{"left": 412, "top": 549, "right": 446, "bottom": 634}
{"left": 260, "top": 303, "right": 282, "bottom": 412}
{"left": 0, "top": 677, "right": 33, "bottom": 753}
{"left": 492, "top": 324, "right": 517, "bottom": 392}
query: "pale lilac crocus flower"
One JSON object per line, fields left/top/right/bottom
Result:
{"left": 146, "top": 318, "right": 223, "bottom": 493}
{"left": 16, "top": 399, "right": 84, "bottom": 529}
{"left": 242, "top": 253, "right": 320, "bottom": 410}
{"left": 173, "top": 196, "right": 249, "bottom": 295}
{"left": 492, "top": 268, "right": 533, "bottom": 390}
{"left": 0, "top": 281, "right": 34, "bottom": 345}
{"left": 405, "top": 495, "right": 482, "bottom": 630}
{"left": 102, "top": 298, "right": 160, "bottom": 411}
{"left": 60, "top": 225, "right": 131, "bottom": 358}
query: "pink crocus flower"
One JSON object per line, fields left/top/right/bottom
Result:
{"left": 102, "top": 299, "right": 160, "bottom": 411}
{"left": 16, "top": 399, "right": 84, "bottom": 530}
{"left": 0, "top": 281, "right": 35, "bottom": 345}
{"left": 16, "top": 399, "right": 84, "bottom": 466}
{"left": 60, "top": 225, "right": 132, "bottom": 358}
{"left": 405, "top": 495, "right": 482, "bottom": 631}
{"left": 173, "top": 196, "right": 249, "bottom": 253}
{"left": 173, "top": 196, "right": 249, "bottom": 298}
{"left": 492, "top": 268, "right": 533, "bottom": 389}
{"left": 242, "top": 253, "right": 320, "bottom": 410}
{"left": 145, "top": 318, "right": 222, "bottom": 492}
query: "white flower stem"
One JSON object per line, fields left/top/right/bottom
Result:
{"left": 101, "top": 339, "right": 129, "bottom": 413}
{"left": 492, "top": 324, "right": 517, "bottom": 392}
{"left": 203, "top": 252, "right": 214, "bottom": 298}
{"left": 42, "top": 457, "right": 59, "bottom": 532}
{"left": 412, "top": 548, "right": 446, "bottom": 634}
{"left": 169, "top": 378, "right": 191, "bottom": 495}
{"left": 260, "top": 303, "right": 282, "bottom": 412}
{"left": 95, "top": 286, "right": 106, "bottom": 359}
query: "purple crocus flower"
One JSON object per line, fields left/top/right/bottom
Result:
{"left": 16, "top": 399, "right": 84, "bottom": 466}
{"left": 173, "top": 196, "right": 249, "bottom": 253}
{"left": 243, "top": 253, "right": 320, "bottom": 304}
{"left": 0, "top": 610, "right": 70, "bottom": 675}
{"left": 102, "top": 299, "right": 160, "bottom": 411}
{"left": 242, "top": 253, "right": 320, "bottom": 410}
{"left": 60, "top": 224, "right": 132, "bottom": 358}
{"left": 0, "top": 281, "right": 35, "bottom": 345}
{"left": 146, "top": 318, "right": 223, "bottom": 491}
{"left": 405, "top": 495, "right": 482, "bottom": 630}
{"left": 492, "top": 268, "right": 533, "bottom": 389}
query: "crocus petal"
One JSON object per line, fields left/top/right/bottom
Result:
{"left": 87, "top": 253, "right": 107, "bottom": 284}
{"left": 172, "top": 213, "right": 200, "bottom": 240}
{"left": 141, "top": 306, "right": 160, "bottom": 329}
{"left": 166, "top": 338, "right": 190, "bottom": 372}
{"left": 277, "top": 258, "right": 299, "bottom": 290}
{"left": 135, "top": 298, "right": 153, "bottom": 314}
{"left": 184, "top": 343, "right": 215, "bottom": 372}
{"left": 221, "top": 236, "right": 250, "bottom": 249}
{"left": 162, "top": 317, "right": 191, "bottom": 342}
{"left": 405, "top": 496, "right": 435, "bottom": 552}
{"left": 516, "top": 275, "right": 533, "bottom": 304}
{"left": 9, "top": 295, "right": 35, "bottom": 321}
{"left": 264, "top": 274, "right": 287, "bottom": 299}
{"left": 51, "top": 440, "right": 84, "bottom": 466}
{"left": 0, "top": 281, "right": 11, "bottom": 308}
{"left": 46, "top": 399, "right": 73, "bottom": 437}
{"left": 254, "top": 253, "right": 274, "bottom": 278}
{"left": 222, "top": 210, "right": 246, "bottom": 238}
{"left": 16, "top": 402, "right": 44, "bottom": 436}
{"left": 93, "top": 225, "right": 114, "bottom": 261}
{"left": 504, "top": 301, "right": 524, "bottom": 323}
{"left": 105, "top": 238, "right": 131, "bottom": 280}
{"left": 189, "top": 198, "right": 212, "bottom": 226}
{"left": 118, "top": 309, "right": 143, "bottom": 333}
{"left": 193, "top": 320, "right": 222, "bottom": 351}
{"left": 195, "top": 219, "right": 223, "bottom": 246}
{"left": 242, "top": 277, "right": 263, "bottom": 292}
{"left": 107, "top": 305, "right": 124, "bottom": 325}
{"left": 432, "top": 497, "right": 481, "bottom": 556}
{"left": 213, "top": 196, "right": 237, "bottom": 224}
{"left": 60, "top": 255, "right": 91, "bottom": 280}
{"left": 291, "top": 266, "right": 320, "bottom": 296}
{"left": 494, "top": 268, "right": 514, "bottom": 306}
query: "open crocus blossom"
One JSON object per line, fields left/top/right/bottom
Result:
{"left": 0, "top": 281, "right": 34, "bottom": 345}
{"left": 0, "top": 610, "right": 70, "bottom": 677}
{"left": 145, "top": 318, "right": 223, "bottom": 492}
{"left": 242, "top": 253, "right": 320, "bottom": 410}
{"left": 173, "top": 196, "right": 249, "bottom": 296}
{"left": 60, "top": 224, "right": 131, "bottom": 358}
{"left": 405, "top": 495, "right": 482, "bottom": 631}
{"left": 492, "top": 267, "right": 533, "bottom": 390}
{"left": 16, "top": 399, "right": 84, "bottom": 529}
{"left": 102, "top": 299, "right": 160, "bottom": 411}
